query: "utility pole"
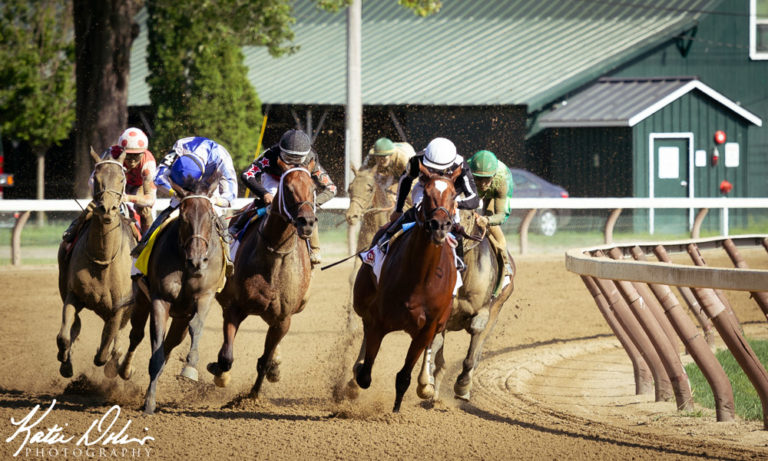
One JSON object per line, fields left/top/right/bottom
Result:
{"left": 345, "top": 0, "right": 362, "bottom": 192}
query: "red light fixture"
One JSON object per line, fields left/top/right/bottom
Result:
{"left": 714, "top": 130, "right": 726, "bottom": 144}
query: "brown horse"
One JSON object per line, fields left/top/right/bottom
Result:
{"left": 120, "top": 180, "right": 225, "bottom": 415}
{"left": 56, "top": 149, "right": 137, "bottom": 379}
{"left": 207, "top": 158, "right": 317, "bottom": 398}
{"left": 417, "top": 210, "right": 516, "bottom": 401}
{"left": 348, "top": 164, "right": 462, "bottom": 412}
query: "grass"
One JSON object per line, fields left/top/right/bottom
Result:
{"left": 685, "top": 338, "right": 768, "bottom": 421}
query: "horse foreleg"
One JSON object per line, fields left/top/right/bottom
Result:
{"left": 95, "top": 310, "right": 122, "bottom": 368}
{"left": 207, "top": 306, "right": 247, "bottom": 388}
{"left": 143, "top": 299, "right": 169, "bottom": 415}
{"left": 120, "top": 293, "right": 150, "bottom": 381}
{"left": 56, "top": 294, "right": 82, "bottom": 378}
{"left": 354, "top": 325, "right": 384, "bottom": 391}
{"left": 250, "top": 317, "right": 291, "bottom": 398}
{"left": 417, "top": 330, "right": 445, "bottom": 400}
{"left": 180, "top": 299, "right": 212, "bottom": 382}
{"left": 455, "top": 305, "right": 501, "bottom": 401}
{"left": 394, "top": 327, "right": 436, "bottom": 413}
{"left": 102, "top": 309, "right": 126, "bottom": 378}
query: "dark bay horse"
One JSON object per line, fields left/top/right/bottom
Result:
{"left": 57, "top": 149, "right": 137, "bottom": 378}
{"left": 417, "top": 211, "right": 516, "bottom": 401}
{"left": 207, "top": 158, "right": 317, "bottom": 398}
{"left": 121, "top": 181, "right": 225, "bottom": 415}
{"left": 348, "top": 164, "right": 462, "bottom": 412}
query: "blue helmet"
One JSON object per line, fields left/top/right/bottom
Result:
{"left": 170, "top": 155, "right": 204, "bottom": 190}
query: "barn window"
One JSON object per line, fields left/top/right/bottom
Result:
{"left": 751, "top": 0, "right": 768, "bottom": 60}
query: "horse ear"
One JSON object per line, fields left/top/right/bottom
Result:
{"left": 169, "top": 178, "right": 187, "bottom": 199}
{"left": 206, "top": 180, "right": 218, "bottom": 197}
{"left": 116, "top": 149, "right": 127, "bottom": 165}
{"left": 350, "top": 164, "right": 358, "bottom": 177}
{"left": 90, "top": 146, "right": 101, "bottom": 164}
{"left": 451, "top": 166, "right": 462, "bottom": 182}
{"left": 418, "top": 160, "right": 431, "bottom": 178}
{"left": 277, "top": 156, "right": 289, "bottom": 171}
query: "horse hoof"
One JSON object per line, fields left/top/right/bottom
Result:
{"left": 119, "top": 365, "right": 133, "bottom": 381}
{"left": 266, "top": 366, "right": 280, "bottom": 383}
{"left": 345, "top": 379, "right": 360, "bottom": 400}
{"left": 214, "top": 371, "right": 230, "bottom": 388}
{"left": 180, "top": 366, "right": 199, "bottom": 382}
{"left": 59, "top": 361, "right": 73, "bottom": 378}
{"left": 417, "top": 384, "right": 435, "bottom": 400}
{"left": 454, "top": 391, "right": 471, "bottom": 402}
{"left": 143, "top": 401, "right": 156, "bottom": 416}
{"left": 103, "top": 352, "right": 120, "bottom": 379}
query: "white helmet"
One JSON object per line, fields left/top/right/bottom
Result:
{"left": 118, "top": 128, "right": 148, "bottom": 153}
{"left": 423, "top": 137, "right": 457, "bottom": 170}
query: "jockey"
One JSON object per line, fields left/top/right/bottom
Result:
{"left": 240, "top": 129, "right": 337, "bottom": 266}
{"left": 346, "top": 137, "right": 413, "bottom": 225}
{"left": 62, "top": 127, "right": 156, "bottom": 242}
{"left": 468, "top": 149, "right": 515, "bottom": 274}
{"left": 130, "top": 136, "right": 238, "bottom": 274}
{"left": 386, "top": 137, "right": 480, "bottom": 261}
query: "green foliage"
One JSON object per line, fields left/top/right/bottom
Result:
{"left": 317, "top": 0, "right": 441, "bottom": 16}
{"left": 147, "top": 0, "right": 268, "bottom": 170}
{"left": 685, "top": 338, "right": 768, "bottom": 421}
{"left": 0, "top": 1, "right": 75, "bottom": 152}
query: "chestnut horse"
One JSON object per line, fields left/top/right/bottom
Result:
{"left": 417, "top": 210, "right": 516, "bottom": 401}
{"left": 56, "top": 149, "right": 137, "bottom": 379}
{"left": 121, "top": 180, "right": 225, "bottom": 414}
{"left": 348, "top": 164, "right": 462, "bottom": 412}
{"left": 207, "top": 158, "right": 317, "bottom": 398}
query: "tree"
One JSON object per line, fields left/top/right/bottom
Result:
{"left": 0, "top": 1, "right": 75, "bottom": 213}
{"left": 146, "top": 0, "right": 296, "bottom": 169}
{"left": 73, "top": 0, "right": 142, "bottom": 198}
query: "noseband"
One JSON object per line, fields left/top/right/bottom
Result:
{"left": 276, "top": 167, "right": 316, "bottom": 226}
{"left": 180, "top": 195, "right": 214, "bottom": 253}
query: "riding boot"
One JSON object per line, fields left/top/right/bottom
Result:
{"left": 130, "top": 205, "right": 175, "bottom": 258}
{"left": 488, "top": 225, "right": 512, "bottom": 275}
{"left": 62, "top": 202, "right": 96, "bottom": 243}
{"left": 309, "top": 226, "right": 321, "bottom": 266}
{"left": 380, "top": 207, "right": 417, "bottom": 251}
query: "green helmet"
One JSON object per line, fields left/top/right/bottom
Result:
{"left": 371, "top": 137, "right": 395, "bottom": 156}
{"left": 469, "top": 150, "right": 499, "bottom": 177}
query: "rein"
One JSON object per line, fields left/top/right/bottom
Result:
{"left": 276, "top": 167, "right": 315, "bottom": 225}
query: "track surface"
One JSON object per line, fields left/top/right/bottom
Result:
{"left": 1, "top": 250, "right": 767, "bottom": 460}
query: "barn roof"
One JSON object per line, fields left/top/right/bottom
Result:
{"left": 128, "top": 0, "right": 719, "bottom": 111}
{"left": 538, "top": 77, "right": 763, "bottom": 127}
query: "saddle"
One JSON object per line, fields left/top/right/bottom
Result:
{"left": 460, "top": 213, "right": 507, "bottom": 298}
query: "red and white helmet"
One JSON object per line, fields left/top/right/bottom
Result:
{"left": 118, "top": 128, "right": 148, "bottom": 153}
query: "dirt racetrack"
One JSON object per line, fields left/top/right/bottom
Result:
{"left": 1, "top": 249, "right": 767, "bottom": 460}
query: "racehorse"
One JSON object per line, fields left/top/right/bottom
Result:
{"left": 207, "top": 158, "right": 316, "bottom": 398}
{"left": 416, "top": 210, "right": 516, "bottom": 401}
{"left": 348, "top": 164, "right": 462, "bottom": 412}
{"left": 120, "top": 180, "right": 225, "bottom": 415}
{"left": 56, "top": 149, "right": 137, "bottom": 379}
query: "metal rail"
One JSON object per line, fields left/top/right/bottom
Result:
{"left": 566, "top": 235, "right": 768, "bottom": 428}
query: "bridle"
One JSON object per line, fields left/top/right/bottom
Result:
{"left": 179, "top": 194, "right": 214, "bottom": 254}
{"left": 415, "top": 177, "right": 455, "bottom": 231}
{"left": 275, "top": 167, "right": 316, "bottom": 226}
{"left": 92, "top": 159, "right": 126, "bottom": 203}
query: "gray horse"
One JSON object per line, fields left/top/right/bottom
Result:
{"left": 416, "top": 210, "right": 516, "bottom": 401}
{"left": 56, "top": 149, "right": 137, "bottom": 379}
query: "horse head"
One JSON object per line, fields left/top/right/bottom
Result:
{"left": 273, "top": 157, "right": 317, "bottom": 239}
{"left": 417, "top": 162, "right": 462, "bottom": 245}
{"left": 346, "top": 166, "right": 376, "bottom": 225}
{"left": 90, "top": 147, "right": 126, "bottom": 226}
{"left": 171, "top": 179, "right": 217, "bottom": 274}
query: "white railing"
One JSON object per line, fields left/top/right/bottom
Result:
{"left": 2, "top": 197, "right": 768, "bottom": 261}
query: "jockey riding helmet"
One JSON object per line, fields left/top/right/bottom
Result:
{"left": 469, "top": 150, "right": 499, "bottom": 177}
{"left": 118, "top": 128, "right": 149, "bottom": 153}
{"left": 279, "top": 129, "right": 311, "bottom": 164}
{"left": 170, "top": 154, "right": 205, "bottom": 190}
{"left": 371, "top": 137, "right": 395, "bottom": 156}
{"left": 423, "top": 137, "right": 457, "bottom": 171}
